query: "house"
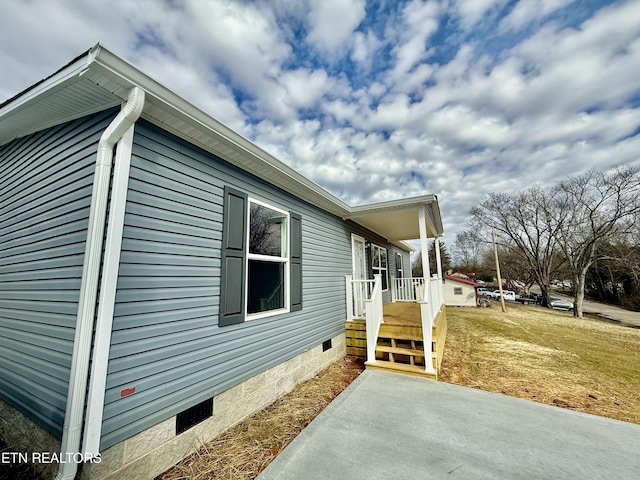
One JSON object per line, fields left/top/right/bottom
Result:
{"left": 443, "top": 275, "right": 478, "bottom": 307}
{"left": 0, "top": 44, "right": 445, "bottom": 480}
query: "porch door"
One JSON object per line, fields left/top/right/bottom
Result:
{"left": 352, "top": 235, "right": 367, "bottom": 317}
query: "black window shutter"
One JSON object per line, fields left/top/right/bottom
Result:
{"left": 290, "top": 212, "right": 303, "bottom": 311}
{"left": 219, "top": 187, "right": 247, "bottom": 326}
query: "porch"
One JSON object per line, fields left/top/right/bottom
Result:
{"left": 345, "top": 302, "right": 447, "bottom": 380}
{"left": 341, "top": 195, "right": 446, "bottom": 380}
{"left": 345, "top": 275, "right": 447, "bottom": 380}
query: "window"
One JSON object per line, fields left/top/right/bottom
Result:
{"left": 396, "top": 253, "right": 403, "bottom": 278}
{"left": 371, "top": 244, "right": 388, "bottom": 291}
{"left": 219, "top": 187, "right": 302, "bottom": 326}
{"left": 246, "top": 201, "right": 288, "bottom": 317}
{"left": 454, "top": 287, "right": 463, "bottom": 295}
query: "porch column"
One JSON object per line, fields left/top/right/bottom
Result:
{"left": 434, "top": 236, "right": 443, "bottom": 280}
{"left": 391, "top": 275, "right": 397, "bottom": 302}
{"left": 418, "top": 208, "right": 432, "bottom": 286}
{"left": 434, "top": 236, "right": 444, "bottom": 308}
{"left": 345, "top": 275, "right": 353, "bottom": 321}
{"left": 418, "top": 207, "right": 436, "bottom": 374}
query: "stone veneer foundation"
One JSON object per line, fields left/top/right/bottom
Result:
{"left": 1, "top": 333, "right": 345, "bottom": 480}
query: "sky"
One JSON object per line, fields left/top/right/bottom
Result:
{"left": 1, "top": 0, "right": 639, "bottom": 256}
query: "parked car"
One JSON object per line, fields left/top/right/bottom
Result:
{"left": 478, "top": 288, "right": 491, "bottom": 297}
{"left": 489, "top": 290, "right": 516, "bottom": 301}
{"left": 550, "top": 299, "right": 574, "bottom": 311}
{"left": 515, "top": 293, "right": 541, "bottom": 305}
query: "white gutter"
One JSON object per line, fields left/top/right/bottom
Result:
{"left": 56, "top": 86, "right": 145, "bottom": 480}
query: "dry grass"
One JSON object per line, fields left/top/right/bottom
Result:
{"left": 0, "top": 439, "right": 45, "bottom": 480}
{"left": 6, "top": 304, "right": 639, "bottom": 480}
{"left": 440, "top": 303, "right": 640, "bottom": 424}
{"left": 157, "top": 357, "right": 364, "bottom": 480}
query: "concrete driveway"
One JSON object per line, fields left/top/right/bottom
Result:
{"left": 558, "top": 294, "right": 640, "bottom": 328}
{"left": 528, "top": 286, "right": 640, "bottom": 328}
{"left": 258, "top": 370, "right": 640, "bottom": 480}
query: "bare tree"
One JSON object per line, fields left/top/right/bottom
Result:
{"left": 553, "top": 167, "right": 640, "bottom": 317}
{"left": 470, "top": 185, "right": 565, "bottom": 307}
{"left": 499, "top": 245, "right": 538, "bottom": 292}
{"left": 452, "top": 229, "right": 486, "bottom": 273}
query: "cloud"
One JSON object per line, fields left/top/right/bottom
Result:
{"left": 1, "top": 0, "right": 639, "bottom": 250}
{"left": 305, "top": 0, "right": 366, "bottom": 54}
{"left": 453, "top": 0, "right": 509, "bottom": 30}
{"left": 386, "top": 0, "right": 441, "bottom": 86}
{"left": 500, "top": 0, "right": 577, "bottom": 32}
{"left": 351, "top": 30, "right": 383, "bottom": 69}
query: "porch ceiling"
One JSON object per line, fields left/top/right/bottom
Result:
{"left": 344, "top": 196, "right": 444, "bottom": 242}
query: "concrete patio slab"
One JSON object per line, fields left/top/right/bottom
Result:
{"left": 258, "top": 370, "right": 640, "bottom": 480}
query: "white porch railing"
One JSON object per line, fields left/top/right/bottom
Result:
{"left": 365, "top": 275, "right": 383, "bottom": 364}
{"left": 419, "top": 275, "right": 444, "bottom": 374}
{"left": 345, "top": 275, "right": 376, "bottom": 320}
{"left": 391, "top": 276, "right": 425, "bottom": 302}
{"left": 347, "top": 273, "right": 444, "bottom": 374}
{"left": 345, "top": 274, "right": 384, "bottom": 364}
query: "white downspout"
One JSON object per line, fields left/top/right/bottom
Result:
{"left": 56, "top": 86, "right": 145, "bottom": 480}
{"left": 82, "top": 123, "right": 135, "bottom": 456}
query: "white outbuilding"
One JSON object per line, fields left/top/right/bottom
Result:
{"left": 443, "top": 275, "right": 478, "bottom": 307}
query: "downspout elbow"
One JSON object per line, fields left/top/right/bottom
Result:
{"left": 97, "top": 86, "right": 146, "bottom": 156}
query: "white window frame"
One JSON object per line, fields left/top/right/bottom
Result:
{"left": 245, "top": 198, "right": 290, "bottom": 320}
{"left": 453, "top": 287, "right": 463, "bottom": 295}
{"left": 396, "top": 252, "right": 403, "bottom": 278}
{"left": 371, "top": 244, "right": 389, "bottom": 292}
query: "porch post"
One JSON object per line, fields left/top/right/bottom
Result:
{"left": 434, "top": 236, "right": 444, "bottom": 309}
{"left": 418, "top": 207, "right": 436, "bottom": 373}
{"left": 345, "top": 275, "right": 353, "bottom": 321}
{"left": 391, "top": 275, "right": 397, "bottom": 302}
{"left": 418, "top": 208, "right": 432, "bottom": 285}
{"left": 434, "top": 236, "right": 443, "bottom": 280}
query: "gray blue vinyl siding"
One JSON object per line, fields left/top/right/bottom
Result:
{"left": 0, "top": 110, "right": 117, "bottom": 438}
{"left": 101, "top": 120, "right": 410, "bottom": 448}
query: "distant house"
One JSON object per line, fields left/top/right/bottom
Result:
{"left": 0, "top": 44, "right": 445, "bottom": 479}
{"left": 443, "top": 275, "right": 478, "bottom": 307}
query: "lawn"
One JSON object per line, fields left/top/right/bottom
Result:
{"left": 439, "top": 302, "right": 640, "bottom": 424}
{"left": 5, "top": 304, "right": 639, "bottom": 480}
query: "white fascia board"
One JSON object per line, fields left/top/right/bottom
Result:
{"left": 345, "top": 194, "right": 438, "bottom": 217}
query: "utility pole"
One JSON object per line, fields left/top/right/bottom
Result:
{"left": 493, "top": 230, "right": 506, "bottom": 313}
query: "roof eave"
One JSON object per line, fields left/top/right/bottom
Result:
{"left": 86, "top": 46, "right": 353, "bottom": 218}
{"left": 0, "top": 44, "right": 445, "bottom": 242}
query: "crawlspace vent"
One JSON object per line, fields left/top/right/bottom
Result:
{"left": 176, "top": 397, "right": 213, "bottom": 435}
{"left": 322, "top": 339, "right": 332, "bottom": 352}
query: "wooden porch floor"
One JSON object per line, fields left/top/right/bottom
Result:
{"left": 381, "top": 302, "right": 422, "bottom": 326}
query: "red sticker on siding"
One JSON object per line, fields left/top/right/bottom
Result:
{"left": 120, "top": 387, "right": 136, "bottom": 398}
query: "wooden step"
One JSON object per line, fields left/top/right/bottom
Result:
{"left": 378, "top": 326, "right": 439, "bottom": 339}
{"left": 375, "top": 345, "right": 423, "bottom": 357}
{"left": 365, "top": 360, "right": 437, "bottom": 380}
{"left": 377, "top": 331, "right": 423, "bottom": 341}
